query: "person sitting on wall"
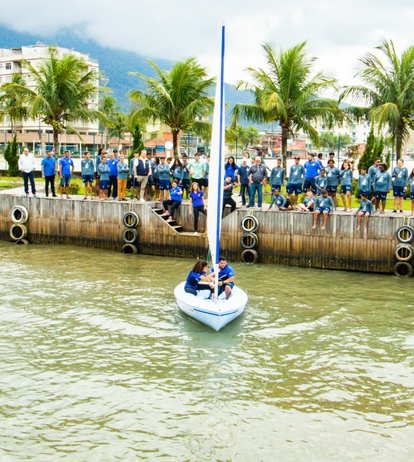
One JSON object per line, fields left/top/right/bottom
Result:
{"left": 268, "top": 189, "right": 293, "bottom": 211}
{"left": 209, "top": 256, "right": 235, "bottom": 300}
{"left": 297, "top": 189, "right": 316, "bottom": 212}
{"left": 184, "top": 260, "right": 214, "bottom": 296}
{"left": 355, "top": 193, "right": 375, "bottom": 231}
{"left": 161, "top": 180, "right": 183, "bottom": 223}
{"left": 223, "top": 175, "right": 237, "bottom": 215}
{"left": 312, "top": 189, "right": 335, "bottom": 230}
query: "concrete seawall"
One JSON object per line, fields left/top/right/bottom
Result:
{"left": 0, "top": 194, "right": 404, "bottom": 273}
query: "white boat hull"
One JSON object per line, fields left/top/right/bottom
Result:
{"left": 174, "top": 282, "right": 247, "bottom": 331}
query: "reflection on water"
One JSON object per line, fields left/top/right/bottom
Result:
{"left": 0, "top": 242, "right": 413, "bottom": 461}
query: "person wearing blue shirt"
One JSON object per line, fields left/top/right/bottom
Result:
{"left": 209, "top": 256, "right": 235, "bottom": 300}
{"left": 151, "top": 157, "right": 160, "bottom": 200}
{"left": 339, "top": 161, "right": 353, "bottom": 212}
{"left": 161, "top": 180, "right": 183, "bottom": 222}
{"left": 355, "top": 192, "right": 375, "bottom": 231}
{"left": 313, "top": 190, "right": 335, "bottom": 230}
{"left": 80, "top": 151, "right": 95, "bottom": 200}
{"left": 358, "top": 166, "right": 371, "bottom": 198}
{"left": 392, "top": 159, "right": 409, "bottom": 213}
{"left": 304, "top": 153, "right": 321, "bottom": 193}
{"left": 409, "top": 168, "right": 414, "bottom": 216}
{"left": 117, "top": 154, "right": 129, "bottom": 201}
{"left": 315, "top": 169, "right": 328, "bottom": 196}
{"left": 59, "top": 151, "right": 74, "bottom": 199}
{"left": 106, "top": 152, "right": 119, "bottom": 200}
{"left": 94, "top": 147, "right": 106, "bottom": 199}
{"left": 316, "top": 153, "right": 324, "bottom": 168}
{"left": 41, "top": 150, "right": 57, "bottom": 197}
{"left": 325, "top": 159, "right": 341, "bottom": 210}
{"left": 133, "top": 150, "right": 152, "bottom": 202}
{"left": 286, "top": 156, "right": 305, "bottom": 206}
{"left": 368, "top": 157, "right": 381, "bottom": 205}
{"left": 223, "top": 175, "right": 237, "bottom": 214}
{"left": 189, "top": 182, "right": 207, "bottom": 235}
{"left": 171, "top": 158, "right": 183, "bottom": 184}
{"left": 203, "top": 155, "right": 210, "bottom": 197}
{"left": 297, "top": 190, "right": 316, "bottom": 212}
{"left": 98, "top": 155, "right": 111, "bottom": 200}
{"left": 268, "top": 189, "right": 293, "bottom": 210}
{"left": 224, "top": 156, "right": 238, "bottom": 181}
{"left": 184, "top": 259, "right": 213, "bottom": 297}
{"left": 373, "top": 163, "right": 392, "bottom": 214}
{"left": 237, "top": 159, "right": 250, "bottom": 206}
{"left": 157, "top": 157, "right": 171, "bottom": 201}
{"left": 269, "top": 159, "right": 285, "bottom": 192}
{"left": 180, "top": 156, "right": 191, "bottom": 199}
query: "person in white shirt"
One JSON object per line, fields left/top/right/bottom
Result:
{"left": 18, "top": 148, "right": 37, "bottom": 197}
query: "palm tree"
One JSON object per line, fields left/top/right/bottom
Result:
{"left": 99, "top": 95, "right": 121, "bottom": 148}
{"left": 129, "top": 58, "right": 215, "bottom": 157}
{"left": 0, "top": 74, "right": 27, "bottom": 135}
{"left": 232, "top": 42, "right": 343, "bottom": 169}
{"left": 3, "top": 47, "right": 103, "bottom": 155}
{"left": 244, "top": 126, "right": 261, "bottom": 147}
{"left": 109, "top": 112, "right": 127, "bottom": 147}
{"left": 340, "top": 39, "right": 414, "bottom": 159}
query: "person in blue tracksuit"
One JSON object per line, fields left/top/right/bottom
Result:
{"left": 355, "top": 192, "right": 375, "bottom": 231}
{"left": 325, "top": 159, "right": 341, "bottom": 210}
{"left": 339, "top": 161, "right": 353, "bottom": 212}
{"left": 358, "top": 166, "right": 371, "bottom": 198}
{"left": 94, "top": 147, "right": 105, "bottom": 198}
{"left": 368, "top": 157, "right": 381, "bottom": 204}
{"left": 269, "top": 159, "right": 285, "bottom": 193}
{"left": 157, "top": 157, "right": 171, "bottom": 201}
{"left": 373, "top": 163, "right": 392, "bottom": 214}
{"left": 297, "top": 190, "right": 316, "bottom": 212}
{"left": 180, "top": 157, "right": 191, "bottom": 200}
{"left": 392, "top": 159, "right": 408, "bottom": 213}
{"left": 184, "top": 259, "right": 214, "bottom": 296}
{"left": 303, "top": 153, "right": 321, "bottom": 193}
{"left": 286, "top": 156, "right": 305, "bottom": 206}
{"left": 81, "top": 151, "right": 95, "bottom": 200}
{"left": 313, "top": 190, "right": 335, "bottom": 230}
{"left": 315, "top": 169, "right": 328, "bottom": 196}
{"left": 268, "top": 189, "right": 293, "bottom": 211}
{"left": 237, "top": 159, "right": 250, "bottom": 206}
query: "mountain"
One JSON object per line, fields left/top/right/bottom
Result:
{"left": 0, "top": 24, "right": 266, "bottom": 128}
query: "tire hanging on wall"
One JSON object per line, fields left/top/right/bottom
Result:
{"left": 15, "top": 239, "right": 29, "bottom": 245}
{"left": 123, "top": 211, "right": 139, "bottom": 228}
{"left": 241, "top": 215, "right": 259, "bottom": 233}
{"left": 393, "top": 261, "right": 413, "bottom": 277}
{"left": 396, "top": 225, "right": 414, "bottom": 244}
{"left": 394, "top": 243, "right": 414, "bottom": 262}
{"left": 241, "top": 249, "right": 258, "bottom": 264}
{"left": 10, "top": 224, "right": 28, "bottom": 240}
{"left": 11, "top": 205, "right": 29, "bottom": 224}
{"left": 122, "top": 244, "right": 138, "bottom": 254}
{"left": 122, "top": 228, "right": 139, "bottom": 244}
{"left": 240, "top": 232, "right": 258, "bottom": 249}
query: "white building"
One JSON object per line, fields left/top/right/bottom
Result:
{"left": 0, "top": 44, "right": 99, "bottom": 152}
{"left": 314, "top": 116, "right": 370, "bottom": 145}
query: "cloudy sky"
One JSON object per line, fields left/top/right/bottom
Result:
{"left": 1, "top": 0, "right": 414, "bottom": 90}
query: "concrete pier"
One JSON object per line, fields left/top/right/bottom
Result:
{"left": 0, "top": 193, "right": 405, "bottom": 273}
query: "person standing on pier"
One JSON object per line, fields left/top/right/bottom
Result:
{"left": 157, "top": 157, "right": 171, "bottom": 201}
{"left": 373, "top": 163, "right": 392, "bottom": 214}
{"left": 368, "top": 157, "right": 381, "bottom": 205}
{"left": 19, "top": 147, "right": 37, "bottom": 198}
{"left": 59, "top": 151, "right": 74, "bottom": 199}
{"left": 392, "top": 159, "right": 408, "bottom": 213}
{"left": 98, "top": 155, "right": 110, "bottom": 200}
{"left": 188, "top": 153, "right": 205, "bottom": 190}
{"left": 94, "top": 148, "right": 105, "bottom": 199}
{"left": 133, "top": 150, "right": 152, "bottom": 202}
{"left": 316, "top": 153, "right": 324, "bottom": 168}
{"left": 203, "top": 155, "right": 210, "bottom": 198}
{"left": 117, "top": 154, "right": 129, "bottom": 201}
{"left": 106, "top": 152, "right": 119, "bottom": 200}
{"left": 41, "top": 150, "right": 57, "bottom": 198}
{"left": 286, "top": 156, "right": 305, "bottom": 207}
{"left": 339, "top": 161, "right": 353, "bottom": 212}
{"left": 180, "top": 156, "right": 191, "bottom": 200}
{"left": 355, "top": 193, "right": 375, "bottom": 231}
{"left": 130, "top": 151, "right": 139, "bottom": 199}
{"left": 269, "top": 159, "right": 285, "bottom": 196}
{"left": 247, "top": 156, "right": 267, "bottom": 209}
{"left": 81, "top": 151, "right": 95, "bottom": 200}
{"left": 325, "top": 159, "right": 341, "bottom": 210}
{"left": 312, "top": 190, "right": 335, "bottom": 230}
{"left": 358, "top": 166, "right": 371, "bottom": 199}
{"left": 238, "top": 159, "right": 250, "bottom": 206}
{"left": 189, "top": 182, "right": 207, "bottom": 236}
{"left": 304, "top": 153, "right": 321, "bottom": 194}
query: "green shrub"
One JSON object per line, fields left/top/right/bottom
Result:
{"left": 351, "top": 179, "right": 359, "bottom": 197}
{"left": 68, "top": 183, "right": 81, "bottom": 195}
{"left": 405, "top": 184, "right": 411, "bottom": 200}
{"left": 4, "top": 135, "right": 20, "bottom": 177}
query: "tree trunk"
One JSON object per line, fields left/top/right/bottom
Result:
{"left": 53, "top": 126, "right": 59, "bottom": 159}
{"left": 281, "top": 124, "right": 289, "bottom": 173}
{"left": 395, "top": 121, "right": 404, "bottom": 160}
{"left": 172, "top": 129, "right": 179, "bottom": 158}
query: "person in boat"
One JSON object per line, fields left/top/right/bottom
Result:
{"left": 184, "top": 260, "right": 214, "bottom": 296}
{"left": 209, "top": 256, "right": 235, "bottom": 300}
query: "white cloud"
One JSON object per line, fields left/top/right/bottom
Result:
{"left": 1, "top": 0, "right": 414, "bottom": 90}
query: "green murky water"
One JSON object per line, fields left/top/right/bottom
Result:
{"left": 0, "top": 243, "right": 413, "bottom": 461}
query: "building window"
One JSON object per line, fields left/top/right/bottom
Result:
{"left": 5, "top": 62, "right": 11, "bottom": 70}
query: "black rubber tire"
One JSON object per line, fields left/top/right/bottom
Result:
{"left": 241, "top": 232, "right": 258, "bottom": 249}
{"left": 10, "top": 224, "right": 28, "bottom": 240}
{"left": 241, "top": 249, "right": 259, "bottom": 264}
{"left": 394, "top": 243, "right": 414, "bottom": 262}
{"left": 122, "top": 244, "right": 138, "bottom": 254}
{"left": 11, "top": 205, "right": 28, "bottom": 224}
{"left": 394, "top": 261, "right": 413, "bottom": 277}
{"left": 396, "top": 225, "right": 414, "bottom": 244}
{"left": 241, "top": 215, "right": 259, "bottom": 233}
{"left": 122, "top": 228, "right": 139, "bottom": 244}
{"left": 15, "top": 239, "right": 29, "bottom": 245}
{"left": 123, "top": 212, "right": 139, "bottom": 228}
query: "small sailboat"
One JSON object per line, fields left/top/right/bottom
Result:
{"left": 174, "top": 25, "right": 248, "bottom": 331}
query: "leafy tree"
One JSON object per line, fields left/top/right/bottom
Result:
{"left": 244, "top": 126, "right": 261, "bottom": 147}
{"left": 4, "top": 47, "right": 104, "bottom": 156}
{"left": 340, "top": 39, "right": 414, "bottom": 160}
{"left": 129, "top": 58, "right": 215, "bottom": 157}
{"left": 128, "top": 123, "right": 144, "bottom": 163}
{"left": 0, "top": 74, "right": 27, "bottom": 134}
{"left": 319, "top": 132, "right": 337, "bottom": 149}
{"left": 374, "top": 135, "right": 385, "bottom": 162}
{"left": 4, "top": 134, "right": 20, "bottom": 176}
{"left": 339, "top": 133, "right": 353, "bottom": 148}
{"left": 232, "top": 42, "right": 343, "bottom": 170}
{"left": 358, "top": 127, "right": 375, "bottom": 169}
{"left": 99, "top": 95, "right": 120, "bottom": 148}
{"left": 109, "top": 112, "right": 127, "bottom": 146}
